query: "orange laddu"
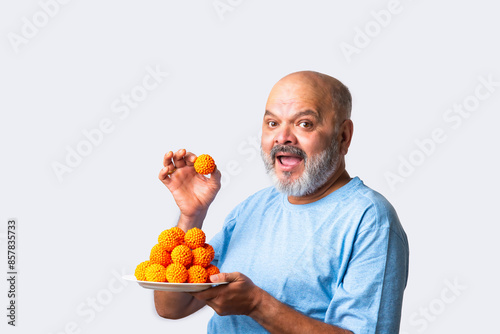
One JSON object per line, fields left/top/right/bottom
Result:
{"left": 204, "top": 243, "right": 215, "bottom": 258}
{"left": 187, "top": 265, "right": 208, "bottom": 283}
{"left": 171, "top": 244, "right": 193, "bottom": 267}
{"left": 170, "top": 226, "right": 185, "bottom": 241}
{"left": 205, "top": 265, "right": 220, "bottom": 283}
{"left": 184, "top": 227, "right": 206, "bottom": 249}
{"left": 149, "top": 244, "right": 172, "bottom": 267}
{"left": 134, "top": 260, "right": 151, "bottom": 281}
{"left": 194, "top": 154, "right": 216, "bottom": 175}
{"left": 192, "top": 246, "right": 214, "bottom": 268}
{"left": 158, "top": 227, "right": 184, "bottom": 251}
{"left": 145, "top": 263, "right": 167, "bottom": 282}
{"left": 166, "top": 263, "right": 188, "bottom": 283}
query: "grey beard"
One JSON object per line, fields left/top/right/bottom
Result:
{"left": 261, "top": 140, "right": 340, "bottom": 197}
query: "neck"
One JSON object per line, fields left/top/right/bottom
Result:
{"left": 287, "top": 161, "right": 351, "bottom": 205}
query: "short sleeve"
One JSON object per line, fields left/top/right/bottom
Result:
{"left": 325, "top": 226, "right": 409, "bottom": 334}
{"left": 208, "top": 205, "right": 239, "bottom": 268}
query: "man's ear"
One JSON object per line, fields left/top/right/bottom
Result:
{"left": 339, "top": 119, "right": 354, "bottom": 155}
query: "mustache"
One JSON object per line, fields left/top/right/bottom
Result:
{"left": 270, "top": 145, "right": 307, "bottom": 161}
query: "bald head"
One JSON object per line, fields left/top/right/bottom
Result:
{"left": 268, "top": 71, "right": 352, "bottom": 123}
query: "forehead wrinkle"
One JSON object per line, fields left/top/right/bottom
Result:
{"left": 268, "top": 84, "right": 333, "bottom": 117}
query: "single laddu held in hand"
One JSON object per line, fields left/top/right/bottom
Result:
{"left": 194, "top": 154, "right": 216, "bottom": 175}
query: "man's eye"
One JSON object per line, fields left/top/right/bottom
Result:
{"left": 298, "top": 121, "right": 312, "bottom": 128}
{"left": 268, "top": 121, "right": 277, "bottom": 127}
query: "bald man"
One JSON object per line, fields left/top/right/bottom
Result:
{"left": 155, "top": 71, "right": 409, "bottom": 334}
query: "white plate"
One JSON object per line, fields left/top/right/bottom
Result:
{"left": 123, "top": 275, "right": 228, "bottom": 292}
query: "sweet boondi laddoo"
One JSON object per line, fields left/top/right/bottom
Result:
{"left": 145, "top": 263, "right": 167, "bottom": 282}
{"left": 171, "top": 244, "right": 193, "bottom": 267}
{"left": 136, "top": 227, "right": 219, "bottom": 283}
{"left": 149, "top": 244, "right": 172, "bottom": 267}
{"left": 204, "top": 243, "right": 215, "bottom": 258}
{"left": 192, "top": 246, "right": 214, "bottom": 268}
{"left": 184, "top": 227, "right": 206, "bottom": 249}
{"left": 187, "top": 265, "right": 208, "bottom": 283}
{"left": 194, "top": 154, "right": 216, "bottom": 175}
{"left": 158, "top": 228, "right": 184, "bottom": 251}
{"left": 166, "top": 263, "right": 188, "bottom": 283}
{"left": 134, "top": 260, "right": 151, "bottom": 281}
{"left": 170, "top": 226, "right": 185, "bottom": 241}
{"left": 205, "top": 265, "right": 220, "bottom": 282}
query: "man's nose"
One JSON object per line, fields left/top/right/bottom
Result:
{"left": 274, "top": 126, "right": 297, "bottom": 145}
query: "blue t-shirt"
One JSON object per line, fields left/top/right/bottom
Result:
{"left": 208, "top": 177, "right": 409, "bottom": 334}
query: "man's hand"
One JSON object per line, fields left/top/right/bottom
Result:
{"left": 192, "top": 272, "right": 352, "bottom": 334}
{"left": 159, "top": 149, "right": 221, "bottom": 229}
{"left": 190, "top": 272, "right": 263, "bottom": 317}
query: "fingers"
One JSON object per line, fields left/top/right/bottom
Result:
{"left": 163, "top": 151, "right": 174, "bottom": 167}
{"left": 159, "top": 151, "right": 176, "bottom": 183}
{"left": 173, "top": 148, "right": 187, "bottom": 168}
{"left": 184, "top": 152, "right": 197, "bottom": 166}
{"left": 211, "top": 272, "right": 239, "bottom": 283}
{"left": 190, "top": 282, "right": 226, "bottom": 301}
{"left": 210, "top": 166, "right": 222, "bottom": 184}
{"left": 158, "top": 165, "right": 174, "bottom": 183}
{"left": 190, "top": 272, "right": 237, "bottom": 300}
{"left": 190, "top": 272, "right": 257, "bottom": 317}
{"left": 163, "top": 149, "right": 189, "bottom": 169}
{"left": 159, "top": 149, "right": 190, "bottom": 181}
{"left": 159, "top": 149, "right": 219, "bottom": 184}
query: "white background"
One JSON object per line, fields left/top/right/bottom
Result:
{"left": 1, "top": 0, "right": 499, "bottom": 333}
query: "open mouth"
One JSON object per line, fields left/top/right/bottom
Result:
{"left": 276, "top": 153, "right": 304, "bottom": 169}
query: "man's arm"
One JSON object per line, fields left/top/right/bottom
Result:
{"left": 153, "top": 214, "right": 209, "bottom": 319}
{"left": 252, "top": 289, "right": 352, "bottom": 334}
{"left": 191, "top": 272, "right": 353, "bottom": 334}
{"left": 154, "top": 149, "right": 222, "bottom": 319}
{"left": 154, "top": 290, "right": 206, "bottom": 319}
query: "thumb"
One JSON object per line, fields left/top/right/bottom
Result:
{"left": 209, "top": 166, "right": 222, "bottom": 185}
{"left": 210, "top": 272, "right": 239, "bottom": 283}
